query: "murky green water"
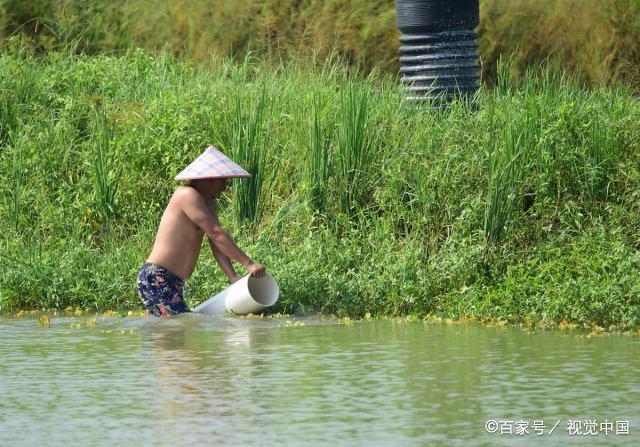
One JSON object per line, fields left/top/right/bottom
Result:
{"left": 1, "top": 314, "right": 638, "bottom": 446}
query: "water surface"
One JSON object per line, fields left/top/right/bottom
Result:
{"left": 1, "top": 314, "right": 638, "bottom": 446}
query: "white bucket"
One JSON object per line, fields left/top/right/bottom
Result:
{"left": 194, "top": 273, "right": 279, "bottom": 315}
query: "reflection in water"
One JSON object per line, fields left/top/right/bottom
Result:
{"left": 1, "top": 316, "right": 639, "bottom": 447}
{"left": 139, "top": 315, "right": 279, "bottom": 444}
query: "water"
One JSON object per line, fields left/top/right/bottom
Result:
{"left": 1, "top": 314, "right": 638, "bottom": 446}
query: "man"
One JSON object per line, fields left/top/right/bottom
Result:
{"left": 137, "top": 146, "right": 266, "bottom": 316}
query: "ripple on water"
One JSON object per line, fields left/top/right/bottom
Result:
{"left": 0, "top": 316, "right": 638, "bottom": 446}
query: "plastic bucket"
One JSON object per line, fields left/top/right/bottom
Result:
{"left": 194, "top": 273, "right": 279, "bottom": 315}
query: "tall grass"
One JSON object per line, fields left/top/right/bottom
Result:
{"left": 586, "top": 115, "right": 615, "bottom": 202}
{"left": 336, "top": 82, "right": 375, "bottom": 217}
{"left": 90, "top": 103, "right": 120, "bottom": 232}
{"left": 231, "top": 90, "right": 267, "bottom": 231}
{"left": 484, "top": 120, "right": 522, "bottom": 247}
{"left": 2, "top": 1, "right": 639, "bottom": 88}
{"left": 0, "top": 44, "right": 36, "bottom": 145}
{"left": 0, "top": 87, "right": 16, "bottom": 146}
{"left": 307, "top": 92, "right": 330, "bottom": 213}
{"left": 479, "top": 0, "right": 640, "bottom": 88}
{"left": 583, "top": 92, "right": 629, "bottom": 204}
{"left": 9, "top": 133, "right": 23, "bottom": 231}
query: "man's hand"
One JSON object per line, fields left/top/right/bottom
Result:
{"left": 247, "top": 262, "right": 266, "bottom": 278}
{"left": 229, "top": 274, "right": 242, "bottom": 284}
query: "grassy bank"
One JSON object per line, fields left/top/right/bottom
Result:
{"left": 0, "top": 48, "right": 639, "bottom": 328}
{"left": 1, "top": 0, "right": 639, "bottom": 88}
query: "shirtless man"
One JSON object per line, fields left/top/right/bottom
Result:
{"left": 136, "top": 147, "right": 266, "bottom": 316}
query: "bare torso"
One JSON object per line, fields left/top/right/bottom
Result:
{"left": 147, "top": 185, "right": 214, "bottom": 280}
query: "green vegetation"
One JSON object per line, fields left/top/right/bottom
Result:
{"left": 336, "top": 82, "right": 376, "bottom": 217}
{"left": 306, "top": 92, "right": 330, "bottom": 214}
{"left": 90, "top": 103, "right": 121, "bottom": 233}
{"left": 1, "top": 0, "right": 639, "bottom": 88}
{"left": 0, "top": 47, "right": 638, "bottom": 329}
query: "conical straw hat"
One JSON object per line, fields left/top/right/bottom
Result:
{"left": 175, "top": 146, "right": 251, "bottom": 180}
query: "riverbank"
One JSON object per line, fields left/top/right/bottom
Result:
{"left": 1, "top": 48, "right": 639, "bottom": 329}
{"left": 9, "top": 308, "right": 640, "bottom": 335}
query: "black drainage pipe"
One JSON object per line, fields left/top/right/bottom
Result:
{"left": 396, "top": 0, "right": 480, "bottom": 107}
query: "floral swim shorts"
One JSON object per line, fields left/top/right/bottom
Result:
{"left": 136, "top": 262, "right": 191, "bottom": 316}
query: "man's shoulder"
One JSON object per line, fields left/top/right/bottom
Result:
{"left": 173, "top": 185, "right": 202, "bottom": 202}
{"left": 172, "top": 186, "right": 216, "bottom": 212}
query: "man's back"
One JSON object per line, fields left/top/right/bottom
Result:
{"left": 147, "top": 186, "right": 209, "bottom": 280}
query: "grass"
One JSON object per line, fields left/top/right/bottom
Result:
{"left": 484, "top": 120, "right": 522, "bottom": 247}
{"left": 9, "top": 131, "right": 23, "bottom": 230}
{"left": 1, "top": 0, "right": 639, "bottom": 89}
{"left": 307, "top": 92, "right": 330, "bottom": 213}
{"left": 90, "top": 102, "right": 121, "bottom": 233}
{"left": 0, "top": 47, "right": 639, "bottom": 330}
{"left": 231, "top": 89, "right": 267, "bottom": 231}
{"left": 336, "top": 82, "right": 375, "bottom": 217}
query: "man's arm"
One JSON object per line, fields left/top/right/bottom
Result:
{"left": 208, "top": 238, "right": 241, "bottom": 283}
{"left": 180, "top": 188, "right": 266, "bottom": 277}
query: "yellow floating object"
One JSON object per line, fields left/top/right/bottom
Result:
{"left": 38, "top": 315, "right": 51, "bottom": 327}
{"left": 340, "top": 317, "right": 353, "bottom": 326}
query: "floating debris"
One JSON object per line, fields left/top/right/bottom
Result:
{"left": 117, "top": 329, "right": 137, "bottom": 335}
{"left": 558, "top": 321, "right": 578, "bottom": 330}
{"left": 37, "top": 315, "right": 50, "bottom": 327}
{"left": 423, "top": 314, "right": 443, "bottom": 323}
{"left": 340, "top": 317, "right": 353, "bottom": 326}
{"left": 397, "top": 315, "right": 418, "bottom": 324}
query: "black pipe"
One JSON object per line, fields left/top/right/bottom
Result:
{"left": 396, "top": 0, "right": 480, "bottom": 106}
